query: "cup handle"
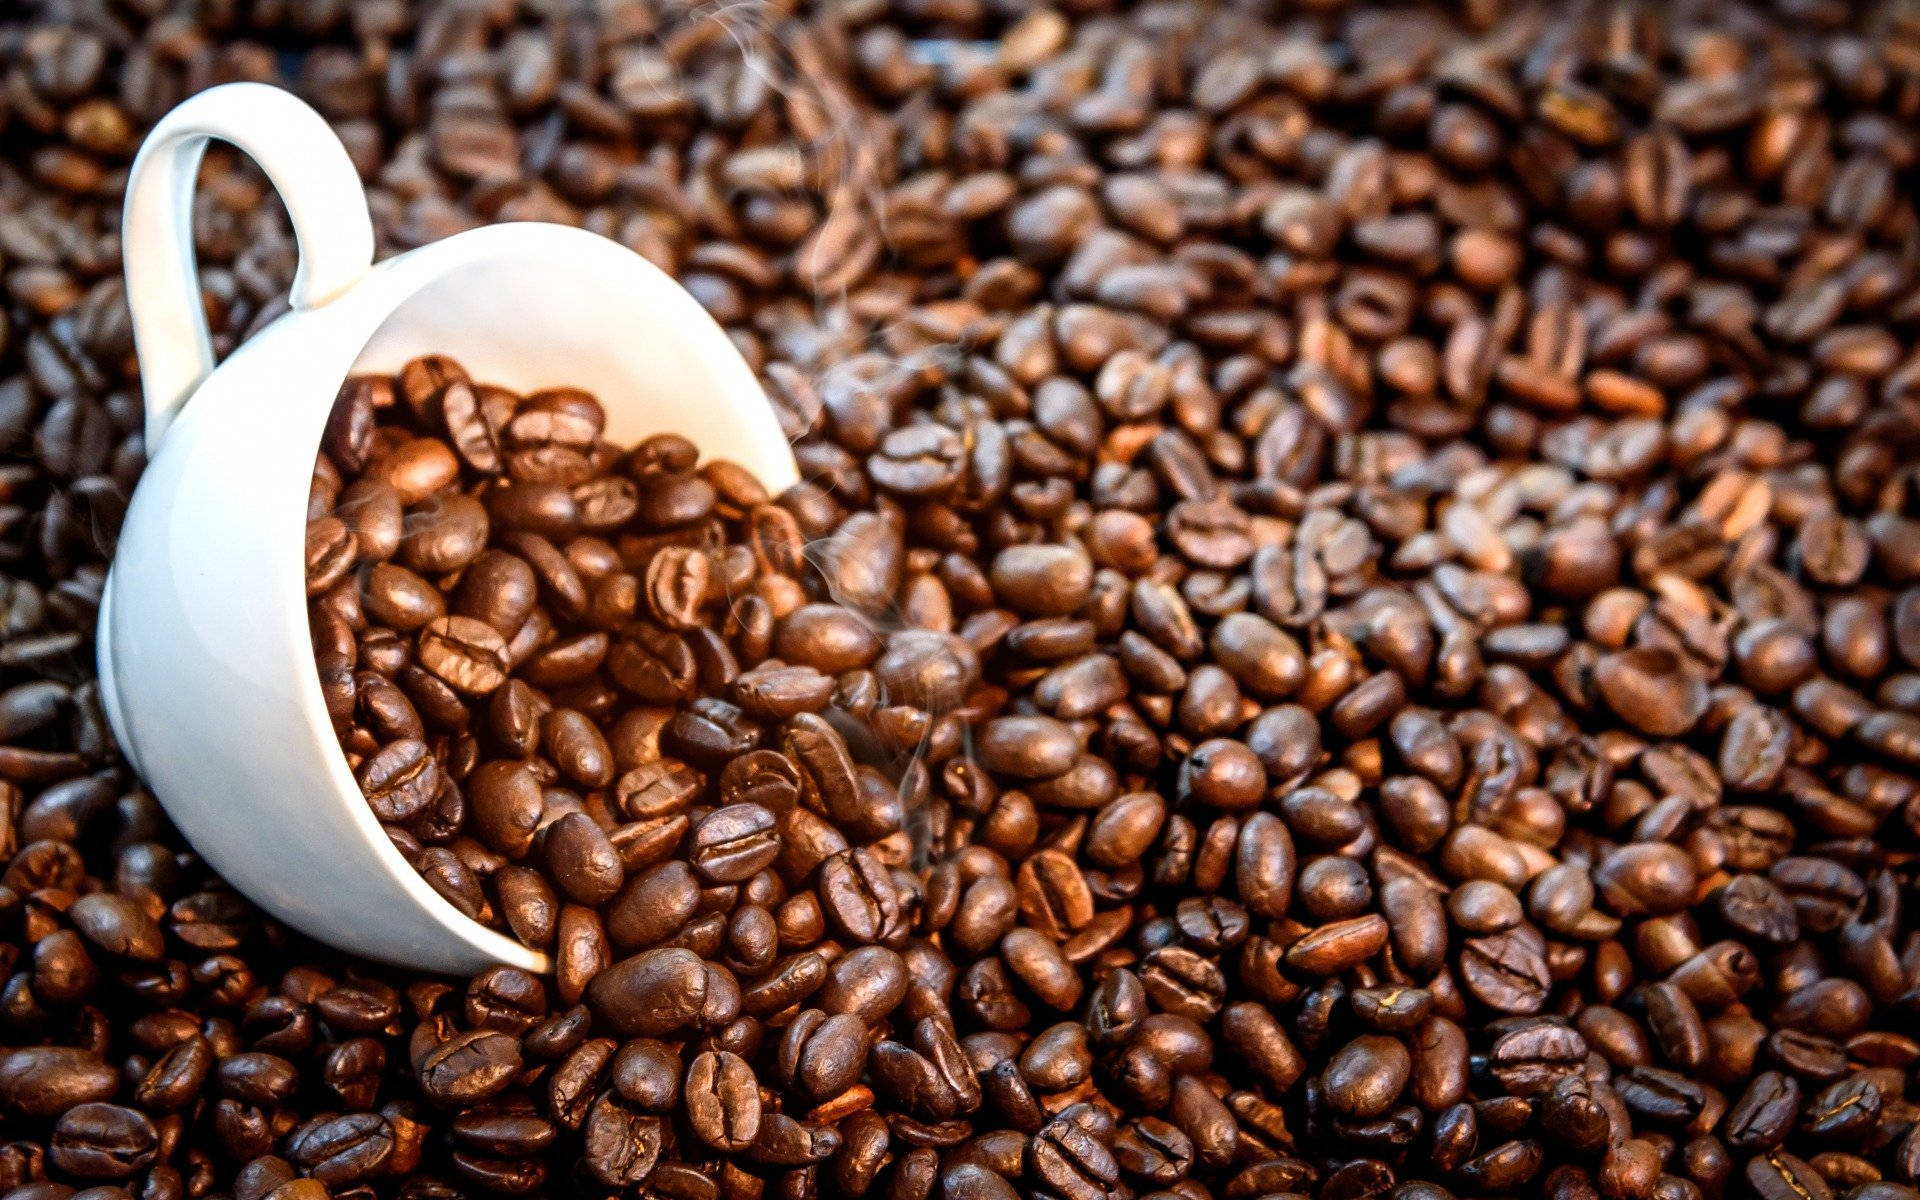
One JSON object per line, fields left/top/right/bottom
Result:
{"left": 123, "top": 82, "right": 375, "bottom": 449}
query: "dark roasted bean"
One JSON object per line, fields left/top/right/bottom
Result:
{"left": 49, "top": 1104, "right": 158, "bottom": 1179}
{"left": 685, "top": 1049, "right": 760, "bottom": 1151}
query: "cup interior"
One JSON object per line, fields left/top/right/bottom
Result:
{"left": 350, "top": 228, "right": 798, "bottom": 491}
{"left": 273, "top": 224, "right": 793, "bottom": 969}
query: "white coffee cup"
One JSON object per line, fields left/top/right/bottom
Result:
{"left": 97, "top": 82, "right": 797, "bottom": 974}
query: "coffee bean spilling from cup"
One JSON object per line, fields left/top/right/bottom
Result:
{"left": 13, "top": 1, "right": 1920, "bottom": 1200}
{"left": 293, "top": 353, "right": 1920, "bottom": 1200}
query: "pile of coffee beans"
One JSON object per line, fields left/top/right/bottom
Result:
{"left": 15, "top": 0, "right": 1920, "bottom": 1198}
{"left": 309, "top": 359, "right": 928, "bottom": 977}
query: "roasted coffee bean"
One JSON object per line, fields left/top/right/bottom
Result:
{"left": 609, "top": 1039, "right": 682, "bottom": 1112}
{"left": 684, "top": 1050, "right": 760, "bottom": 1151}
{"left": 1538, "top": 1073, "right": 1611, "bottom": 1153}
{"left": 284, "top": 1112, "right": 395, "bottom": 1185}
{"left": 1594, "top": 843, "right": 1699, "bottom": 917}
{"left": 134, "top": 1037, "right": 213, "bottom": 1112}
{"left": 1713, "top": 875, "right": 1800, "bottom": 946}
{"left": 467, "top": 760, "right": 543, "bottom": 857}
{"left": 977, "top": 716, "right": 1080, "bottom": 780}
{"left": 991, "top": 545, "right": 1093, "bottom": 618}
{"left": 585, "top": 948, "right": 709, "bottom": 1037}
{"left": 1725, "top": 1072, "right": 1800, "bottom": 1152}
{"left": 1804, "top": 1074, "right": 1880, "bottom": 1140}
{"left": 779, "top": 1009, "right": 866, "bottom": 1100}
{"left": 1614, "top": 1067, "right": 1709, "bottom": 1127}
{"left": 401, "top": 494, "right": 489, "bottom": 575}
{"left": 687, "top": 804, "right": 780, "bottom": 884}
{"left": 417, "top": 616, "right": 512, "bottom": 695}
{"left": 943, "top": 1162, "right": 1021, "bottom": 1200}
{"left": 818, "top": 847, "right": 907, "bottom": 945}
{"left": 1746, "top": 1152, "right": 1832, "bottom": 1200}
{"left": 48, "top": 1104, "right": 158, "bottom": 1179}
{"left": 356, "top": 739, "right": 442, "bottom": 823}
{"left": 542, "top": 812, "right": 625, "bottom": 905}
{"left": 1488, "top": 1020, "right": 1587, "bottom": 1098}
{"left": 581, "top": 1093, "right": 663, "bottom": 1188}
{"left": 0, "top": 1046, "right": 120, "bottom": 1118}
{"left": 1461, "top": 931, "right": 1552, "bottom": 1014}
{"left": 416, "top": 1031, "right": 522, "bottom": 1107}
{"left": 1593, "top": 650, "right": 1709, "bottom": 736}
{"left": 1325, "top": 1036, "right": 1411, "bottom": 1119}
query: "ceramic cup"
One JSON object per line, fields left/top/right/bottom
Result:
{"left": 97, "top": 82, "right": 798, "bottom": 974}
